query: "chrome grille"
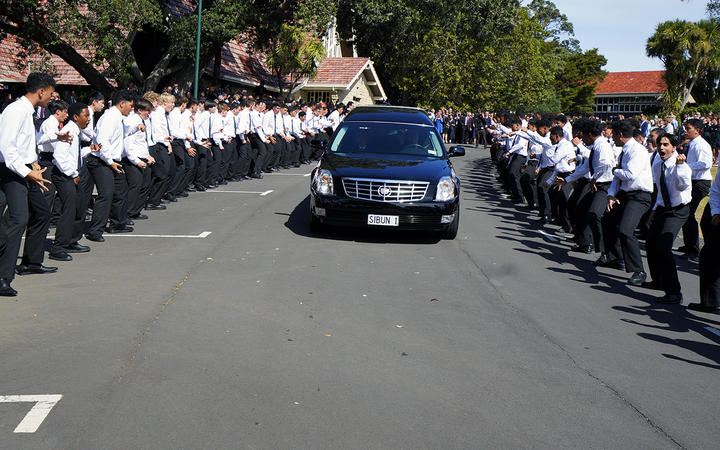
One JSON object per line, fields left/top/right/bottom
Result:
{"left": 342, "top": 178, "right": 429, "bottom": 203}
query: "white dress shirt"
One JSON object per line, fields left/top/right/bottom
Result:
{"left": 274, "top": 112, "right": 286, "bottom": 138}
{"left": 517, "top": 130, "right": 554, "bottom": 169}
{"left": 290, "top": 116, "right": 305, "bottom": 138}
{"left": 223, "top": 112, "right": 236, "bottom": 139}
{"left": 93, "top": 106, "right": 125, "bottom": 164}
{"left": 0, "top": 96, "right": 38, "bottom": 177}
{"left": 327, "top": 110, "right": 341, "bottom": 131}
{"left": 506, "top": 133, "right": 528, "bottom": 157}
{"left": 37, "top": 115, "right": 61, "bottom": 154}
{"left": 709, "top": 167, "right": 720, "bottom": 216}
{"left": 210, "top": 112, "right": 225, "bottom": 146}
{"left": 685, "top": 135, "right": 713, "bottom": 181}
{"left": 52, "top": 121, "right": 82, "bottom": 178}
{"left": 122, "top": 112, "right": 151, "bottom": 165}
{"left": 652, "top": 152, "right": 692, "bottom": 209}
{"left": 566, "top": 141, "right": 592, "bottom": 183}
{"left": 168, "top": 107, "right": 186, "bottom": 140}
{"left": 150, "top": 107, "right": 172, "bottom": 148}
{"left": 262, "top": 110, "right": 276, "bottom": 137}
{"left": 80, "top": 110, "right": 95, "bottom": 143}
{"left": 608, "top": 139, "right": 654, "bottom": 196}
{"left": 193, "top": 110, "right": 210, "bottom": 144}
{"left": 547, "top": 139, "right": 576, "bottom": 184}
{"left": 249, "top": 110, "right": 266, "bottom": 141}
{"left": 562, "top": 122, "right": 573, "bottom": 142}
{"left": 236, "top": 108, "right": 250, "bottom": 140}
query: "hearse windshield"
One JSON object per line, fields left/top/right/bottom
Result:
{"left": 329, "top": 122, "right": 445, "bottom": 158}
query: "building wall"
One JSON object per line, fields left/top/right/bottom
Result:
{"left": 338, "top": 75, "right": 376, "bottom": 106}
{"left": 593, "top": 93, "right": 662, "bottom": 119}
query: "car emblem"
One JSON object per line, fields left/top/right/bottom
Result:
{"left": 378, "top": 186, "right": 392, "bottom": 196}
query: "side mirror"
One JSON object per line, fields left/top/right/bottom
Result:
{"left": 449, "top": 146, "right": 466, "bottom": 157}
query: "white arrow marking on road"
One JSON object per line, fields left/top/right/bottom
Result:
{"left": 0, "top": 395, "right": 62, "bottom": 433}
{"left": 207, "top": 190, "right": 274, "bottom": 196}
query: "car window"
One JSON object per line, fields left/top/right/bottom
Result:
{"left": 330, "top": 123, "right": 444, "bottom": 157}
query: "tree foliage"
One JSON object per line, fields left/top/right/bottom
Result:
{"left": 265, "top": 24, "right": 327, "bottom": 98}
{"left": 647, "top": 19, "right": 720, "bottom": 112}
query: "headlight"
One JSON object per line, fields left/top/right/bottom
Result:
{"left": 313, "top": 169, "right": 334, "bottom": 195}
{"left": 435, "top": 176, "right": 455, "bottom": 201}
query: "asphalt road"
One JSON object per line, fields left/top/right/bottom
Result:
{"left": 1, "top": 148, "right": 718, "bottom": 449}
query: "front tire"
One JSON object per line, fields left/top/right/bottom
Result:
{"left": 440, "top": 209, "right": 459, "bottom": 240}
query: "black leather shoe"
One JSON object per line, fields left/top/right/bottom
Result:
{"left": 249, "top": 173, "right": 263, "bottom": 179}
{"left": 627, "top": 271, "right": 647, "bottom": 286}
{"left": 176, "top": 191, "right": 189, "bottom": 198}
{"left": 657, "top": 293, "right": 683, "bottom": 304}
{"left": 686, "top": 303, "right": 720, "bottom": 314}
{"left": 145, "top": 204, "right": 167, "bottom": 211}
{"left": 186, "top": 187, "right": 197, "bottom": 192}
{"left": 85, "top": 233, "right": 105, "bottom": 242}
{"left": 594, "top": 255, "right": 625, "bottom": 270}
{"left": 48, "top": 252, "right": 73, "bottom": 262}
{"left": 163, "top": 194, "right": 178, "bottom": 202}
{"left": 536, "top": 216, "right": 550, "bottom": 225}
{"left": 194, "top": 185, "right": 206, "bottom": 192}
{"left": 16, "top": 264, "right": 58, "bottom": 275}
{"left": 65, "top": 243, "right": 91, "bottom": 253}
{"left": 206, "top": 184, "right": 217, "bottom": 189}
{"left": 263, "top": 169, "right": 274, "bottom": 174}
{"left": 640, "top": 281, "right": 662, "bottom": 290}
{"left": 570, "top": 245, "right": 593, "bottom": 254}
{"left": 0, "top": 278, "right": 17, "bottom": 297}
{"left": 126, "top": 219, "right": 135, "bottom": 226}
{"left": 218, "top": 180, "right": 228, "bottom": 185}
{"left": 105, "top": 226, "right": 134, "bottom": 234}
{"left": 130, "top": 214, "right": 149, "bottom": 220}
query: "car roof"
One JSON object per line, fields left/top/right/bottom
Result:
{"left": 343, "top": 106, "right": 433, "bottom": 126}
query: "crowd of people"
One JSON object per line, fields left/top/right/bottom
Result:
{"left": 0, "top": 72, "right": 354, "bottom": 297}
{"left": 483, "top": 111, "right": 719, "bottom": 315}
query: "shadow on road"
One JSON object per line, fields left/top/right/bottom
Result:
{"left": 461, "top": 148, "right": 720, "bottom": 370}
{"left": 284, "top": 195, "right": 442, "bottom": 245}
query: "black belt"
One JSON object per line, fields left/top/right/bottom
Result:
{"left": 39, "top": 152, "right": 54, "bottom": 162}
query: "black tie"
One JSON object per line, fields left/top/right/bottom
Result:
{"left": 659, "top": 162, "right": 671, "bottom": 207}
{"left": 588, "top": 146, "right": 596, "bottom": 177}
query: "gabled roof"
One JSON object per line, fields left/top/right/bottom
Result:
{"left": 595, "top": 71, "right": 667, "bottom": 95}
{"left": 0, "top": 36, "right": 97, "bottom": 85}
{"left": 210, "top": 40, "right": 281, "bottom": 90}
{"left": 307, "top": 57, "right": 369, "bottom": 86}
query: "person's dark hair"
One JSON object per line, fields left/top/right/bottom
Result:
{"left": 536, "top": 118, "right": 551, "bottom": 129}
{"left": 112, "top": 89, "right": 135, "bottom": 105}
{"left": 510, "top": 118, "right": 522, "bottom": 126}
{"left": 549, "top": 125, "right": 564, "bottom": 137}
{"left": 685, "top": 118, "right": 704, "bottom": 133}
{"left": 555, "top": 114, "right": 567, "bottom": 125}
{"left": 175, "top": 96, "right": 188, "bottom": 107}
{"left": 230, "top": 102, "right": 240, "bottom": 109}
{"left": 26, "top": 72, "right": 56, "bottom": 93}
{"left": 298, "top": 111, "right": 306, "bottom": 118}
{"left": 134, "top": 98, "right": 153, "bottom": 112}
{"left": 68, "top": 102, "right": 88, "bottom": 120}
{"left": 48, "top": 100, "right": 69, "bottom": 114}
{"left": 186, "top": 98, "right": 198, "bottom": 108}
{"left": 583, "top": 119, "right": 602, "bottom": 137}
{"left": 572, "top": 117, "right": 586, "bottom": 134}
{"left": 611, "top": 120, "right": 633, "bottom": 138}
{"left": 204, "top": 100, "right": 217, "bottom": 109}
{"left": 88, "top": 91, "right": 104, "bottom": 104}
{"left": 632, "top": 129, "right": 644, "bottom": 140}
{"left": 657, "top": 132, "right": 680, "bottom": 148}
{"left": 628, "top": 117, "right": 641, "bottom": 130}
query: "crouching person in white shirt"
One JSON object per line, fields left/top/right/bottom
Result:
{"left": 644, "top": 132, "right": 692, "bottom": 304}
{"left": 50, "top": 102, "right": 93, "bottom": 261}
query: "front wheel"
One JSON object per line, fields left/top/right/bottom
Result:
{"left": 309, "top": 211, "right": 325, "bottom": 233}
{"left": 440, "top": 209, "right": 459, "bottom": 240}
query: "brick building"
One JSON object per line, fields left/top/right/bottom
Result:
{"left": 593, "top": 71, "right": 667, "bottom": 119}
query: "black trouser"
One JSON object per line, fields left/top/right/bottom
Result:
{"left": 74, "top": 162, "right": 93, "bottom": 244}
{"left": 123, "top": 158, "right": 152, "bottom": 217}
{"left": 581, "top": 181, "right": 610, "bottom": 251}
{"left": 646, "top": 204, "right": 690, "bottom": 295}
{"left": 603, "top": 190, "right": 651, "bottom": 273}
{"left": 86, "top": 156, "right": 128, "bottom": 235}
{"left": 207, "top": 144, "right": 221, "bottom": 183}
{"left": 218, "top": 140, "right": 234, "bottom": 180}
{"left": 38, "top": 152, "right": 57, "bottom": 209}
{"left": 233, "top": 139, "right": 252, "bottom": 177}
{"left": 699, "top": 205, "right": 720, "bottom": 308}
{"left": 520, "top": 159, "right": 538, "bottom": 207}
{"left": 249, "top": 134, "right": 268, "bottom": 175}
{"left": 299, "top": 137, "right": 312, "bottom": 162}
{"left": 193, "top": 144, "right": 209, "bottom": 187}
{"left": 536, "top": 167, "right": 554, "bottom": 219}
{"left": 169, "top": 139, "right": 187, "bottom": 195}
{"left": 550, "top": 171, "right": 573, "bottom": 230}
{"left": 0, "top": 164, "right": 51, "bottom": 280}
{"left": 505, "top": 154, "right": 526, "bottom": 200}
{"left": 224, "top": 138, "right": 237, "bottom": 179}
{"left": 148, "top": 144, "right": 172, "bottom": 205}
{"left": 50, "top": 169, "right": 77, "bottom": 253}
{"left": 289, "top": 140, "right": 301, "bottom": 165}
{"left": 681, "top": 179, "right": 711, "bottom": 254}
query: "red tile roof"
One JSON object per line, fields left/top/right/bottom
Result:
{"left": 595, "top": 71, "right": 667, "bottom": 95}
{"left": 210, "top": 40, "right": 282, "bottom": 88}
{"left": 307, "top": 57, "right": 369, "bottom": 86}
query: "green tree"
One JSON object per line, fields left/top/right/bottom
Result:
{"left": 265, "top": 24, "right": 327, "bottom": 98}
{"left": 554, "top": 49, "right": 607, "bottom": 115}
{"left": 647, "top": 19, "right": 720, "bottom": 112}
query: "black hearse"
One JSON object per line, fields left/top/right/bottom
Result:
{"left": 310, "top": 106, "right": 464, "bottom": 239}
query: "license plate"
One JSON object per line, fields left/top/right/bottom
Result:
{"left": 367, "top": 214, "right": 399, "bottom": 226}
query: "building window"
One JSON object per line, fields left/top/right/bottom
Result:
{"left": 306, "top": 91, "right": 332, "bottom": 103}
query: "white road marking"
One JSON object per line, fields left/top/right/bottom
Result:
{"left": 208, "top": 190, "right": 274, "bottom": 196}
{"left": 0, "top": 394, "right": 62, "bottom": 433}
{"left": 704, "top": 326, "right": 720, "bottom": 338}
{"left": 265, "top": 172, "right": 312, "bottom": 177}
{"left": 43, "top": 232, "right": 212, "bottom": 239}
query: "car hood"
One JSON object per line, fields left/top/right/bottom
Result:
{"left": 322, "top": 152, "right": 452, "bottom": 181}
